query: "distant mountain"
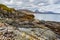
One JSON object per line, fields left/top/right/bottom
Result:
{"left": 35, "top": 10, "right": 60, "bottom": 14}
{"left": 35, "top": 10, "right": 40, "bottom": 13}
{"left": 41, "top": 11, "right": 55, "bottom": 14}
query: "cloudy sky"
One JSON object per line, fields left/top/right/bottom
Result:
{"left": 0, "top": 0, "right": 60, "bottom": 13}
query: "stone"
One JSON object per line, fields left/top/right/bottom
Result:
{"left": 0, "top": 4, "right": 60, "bottom": 40}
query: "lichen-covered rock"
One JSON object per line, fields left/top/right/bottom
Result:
{"left": 0, "top": 4, "right": 60, "bottom": 40}
{"left": 19, "top": 28, "right": 58, "bottom": 40}
{"left": 0, "top": 4, "right": 34, "bottom": 21}
{"left": 0, "top": 22, "right": 58, "bottom": 40}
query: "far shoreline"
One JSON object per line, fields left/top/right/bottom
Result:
{"left": 34, "top": 13, "right": 60, "bottom": 15}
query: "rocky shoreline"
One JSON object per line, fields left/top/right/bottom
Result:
{"left": 0, "top": 4, "right": 60, "bottom": 40}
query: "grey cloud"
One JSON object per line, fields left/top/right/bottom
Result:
{"left": 0, "top": 0, "right": 60, "bottom": 13}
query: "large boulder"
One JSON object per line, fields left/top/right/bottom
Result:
{"left": 0, "top": 4, "right": 60, "bottom": 40}
{"left": 0, "top": 22, "right": 58, "bottom": 40}
{"left": 0, "top": 4, "right": 34, "bottom": 21}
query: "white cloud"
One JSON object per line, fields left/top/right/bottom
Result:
{"left": 38, "top": 3, "right": 45, "bottom": 6}
{"left": 0, "top": 0, "right": 60, "bottom": 13}
{"left": 29, "top": 0, "right": 34, "bottom": 2}
{"left": 48, "top": 0, "right": 54, "bottom": 4}
{"left": 15, "top": 1, "right": 23, "bottom": 5}
{"left": 38, "top": 4, "right": 60, "bottom": 12}
{"left": 4, "top": 0, "right": 13, "bottom": 4}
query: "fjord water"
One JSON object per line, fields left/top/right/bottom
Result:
{"left": 34, "top": 13, "right": 60, "bottom": 22}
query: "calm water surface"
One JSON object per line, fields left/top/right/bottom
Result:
{"left": 34, "top": 13, "right": 60, "bottom": 22}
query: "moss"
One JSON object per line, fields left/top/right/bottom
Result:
{"left": 0, "top": 4, "right": 15, "bottom": 12}
{"left": 0, "top": 4, "right": 7, "bottom": 8}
